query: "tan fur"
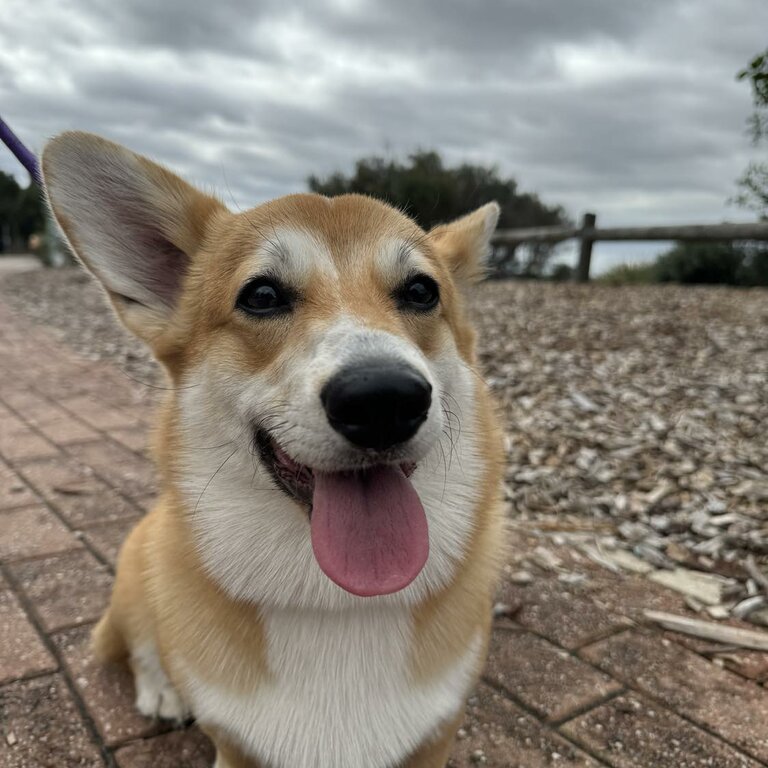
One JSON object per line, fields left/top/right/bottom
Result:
{"left": 43, "top": 132, "right": 505, "bottom": 768}
{"left": 410, "top": 386, "right": 505, "bottom": 682}
{"left": 102, "top": 496, "right": 270, "bottom": 694}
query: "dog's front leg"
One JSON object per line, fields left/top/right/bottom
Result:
{"left": 400, "top": 711, "right": 464, "bottom": 768}
{"left": 212, "top": 749, "right": 259, "bottom": 768}
{"left": 202, "top": 726, "right": 264, "bottom": 768}
{"left": 212, "top": 757, "right": 242, "bottom": 768}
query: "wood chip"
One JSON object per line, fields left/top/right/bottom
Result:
{"left": 648, "top": 568, "right": 736, "bottom": 606}
{"left": 644, "top": 610, "right": 768, "bottom": 651}
{"left": 594, "top": 547, "right": 653, "bottom": 575}
{"left": 645, "top": 481, "right": 675, "bottom": 508}
{"left": 749, "top": 609, "right": 768, "bottom": 627}
{"left": 745, "top": 556, "right": 768, "bottom": 596}
{"left": 530, "top": 546, "right": 562, "bottom": 571}
{"left": 705, "top": 605, "right": 732, "bottom": 620}
{"left": 492, "top": 602, "right": 520, "bottom": 620}
{"left": 633, "top": 543, "right": 675, "bottom": 569}
{"left": 52, "top": 483, "right": 91, "bottom": 496}
{"left": 569, "top": 391, "right": 600, "bottom": 413}
{"left": 580, "top": 544, "right": 622, "bottom": 573}
{"left": 732, "top": 595, "right": 767, "bottom": 619}
{"left": 508, "top": 570, "right": 533, "bottom": 585}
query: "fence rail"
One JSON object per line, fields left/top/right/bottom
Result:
{"left": 492, "top": 213, "right": 768, "bottom": 282}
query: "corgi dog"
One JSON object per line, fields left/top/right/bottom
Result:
{"left": 42, "top": 132, "right": 505, "bottom": 768}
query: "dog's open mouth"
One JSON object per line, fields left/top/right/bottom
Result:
{"left": 256, "top": 430, "right": 428, "bottom": 597}
{"left": 257, "top": 430, "right": 316, "bottom": 507}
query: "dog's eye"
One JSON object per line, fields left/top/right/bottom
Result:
{"left": 236, "top": 278, "right": 292, "bottom": 317}
{"left": 398, "top": 274, "right": 439, "bottom": 311}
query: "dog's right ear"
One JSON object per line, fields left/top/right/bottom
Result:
{"left": 428, "top": 202, "right": 500, "bottom": 288}
{"left": 42, "top": 132, "right": 225, "bottom": 343}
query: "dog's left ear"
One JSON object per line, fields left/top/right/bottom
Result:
{"left": 428, "top": 202, "right": 500, "bottom": 285}
{"left": 42, "top": 131, "right": 225, "bottom": 343}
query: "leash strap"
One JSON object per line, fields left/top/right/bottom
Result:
{"left": 0, "top": 115, "right": 41, "bottom": 184}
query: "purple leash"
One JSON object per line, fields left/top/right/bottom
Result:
{"left": 0, "top": 115, "right": 41, "bottom": 184}
{"left": 0, "top": 114, "right": 66, "bottom": 264}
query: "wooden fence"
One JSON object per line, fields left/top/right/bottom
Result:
{"left": 492, "top": 213, "right": 768, "bottom": 282}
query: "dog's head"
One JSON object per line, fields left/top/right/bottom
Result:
{"left": 43, "top": 132, "right": 501, "bottom": 606}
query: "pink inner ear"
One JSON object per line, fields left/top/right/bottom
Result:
{"left": 43, "top": 133, "right": 220, "bottom": 318}
{"left": 134, "top": 228, "right": 189, "bottom": 308}
{"left": 107, "top": 197, "right": 189, "bottom": 310}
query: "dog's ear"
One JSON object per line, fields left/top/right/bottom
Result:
{"left": 428, "top": 202, "right": 500, "bottom": 285}
{"left": 42, "top": 132, "right": 225, "bottom": 342}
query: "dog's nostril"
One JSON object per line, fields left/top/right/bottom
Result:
{"left": 321, "top": 362, "right": 432, "bottom": 450}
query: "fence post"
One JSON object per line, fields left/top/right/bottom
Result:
{"left": 576, "top": 212, "right": 596, "bottom": 282}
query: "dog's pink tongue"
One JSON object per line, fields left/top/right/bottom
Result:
{"left": 311, "top": 466, "right": 428, "bottom": 597}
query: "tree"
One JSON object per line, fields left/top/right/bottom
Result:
{"left": 0, "top": 171, "right": 45, "bottom": 252}
{"left": 654, "top": 241, "right": 768, "bottom": 286}
{"left": 308, "top": 151, "right": 568, "bottom": 277}
{"left": 655, "top": 242, "right": 745, "bottom": 284}
{"left": 599, "top": 243, "right": 768, "bottom": 286}
{"left": 735, "top": 49, "right": 768, "bottom": 219}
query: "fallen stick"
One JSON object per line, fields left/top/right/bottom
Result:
{"left": 644, "top": 610, "right": 768, "bottom": 652}
{"left": 745, "top": 555, "right": 768, "bottom": 597}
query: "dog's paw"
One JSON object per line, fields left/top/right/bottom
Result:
{"left": 132, "top": 644, "right": 191, "bottom": 722}
{"left": 135, "top": 677, "right": 190, "bottom": 721}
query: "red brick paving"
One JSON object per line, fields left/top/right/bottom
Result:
{"left": 498, "top": 575, "right": 635, "bottom": 650}
{"left": 0, "top": 402, "right": 59, "bottom": 461}
{"left": 0, "top": 461, "right": 38, "bottom": 510}
{"left": 53, "top": 625, "right": 166, "bottom": 747}
{"left": 16, "top": 454, "right": 143, "bottom": 527}
{"left": 67, "top": 440, "right": 157, "bottom": 499}
{"left": 486, "top": 629, "right": 622, "bottom": 723}
{"left": 669, "top": 632, "right": 768, "bottom": 683}
{"left": 581, "top": 630, "right": 768, "bottom": 762}
{"left": 58, "top": 394, "right": 144, "bottom": 432}
{"left": 107, "top": 427, "right": 150, "bottom": 455}
{"left": 113, "top": 729, "right": 215, "bottom": 768}
{"left": 0, "top": 504, "right": 81, "bottom": 561}
{"left": 448, "top": 684, "right": 599, "bottom": 767}
{"left": 2, "top": 296, "right": 768, "bottom": 767}
{"left": 0, "top": 674, "right": 105, "bottom": 767}
{"left": 80, "top": 516, "right": 142, "bottom": 568}
{"left": 0, "top": 589, "right": 57, "bottom": 683}
{"left": 562, "top": 693, "right": 763, "bottom": 768}
{"left": 8, "top": 549, "right": 113, "bottom": 632}
{"left": 2, "top": 388, "right": 101, "bottom": 444}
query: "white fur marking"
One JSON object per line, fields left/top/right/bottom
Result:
{"left": 376, "top": 237, "right": 433, "bottom": 285}
{"left": 132, "top": 643, "right": 189, "bottom": 722}
{"left": 241, "top": 226, "right": 337, "bottom": 286}
{"left": 180, "top": 617, "right": 482, "bottom": 768}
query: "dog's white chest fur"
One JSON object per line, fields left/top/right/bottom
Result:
{"left": 180, "top": 608, "right": 480, "bottom": 768}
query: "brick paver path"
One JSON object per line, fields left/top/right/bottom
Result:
{"left": 1, "top": 296, "right": 767, "bottom": 767}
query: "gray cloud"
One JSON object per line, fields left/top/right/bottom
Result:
{"left": 0, "top": 0, "right": 766, "bottom": 255}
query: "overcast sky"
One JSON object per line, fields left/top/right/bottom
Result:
{"left": 1, "top": 0, "right": 766, "bottom": 270}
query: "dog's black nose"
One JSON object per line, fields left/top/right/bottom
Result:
{"left": 321, "top": 362, "right": 432, "bottom": 450}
